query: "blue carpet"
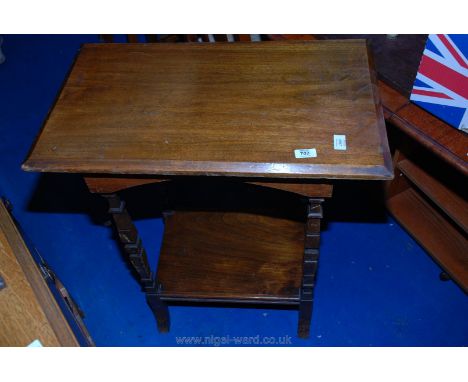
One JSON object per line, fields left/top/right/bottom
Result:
{"left": 0, "top": 35, "right": 467, "bottom": 346}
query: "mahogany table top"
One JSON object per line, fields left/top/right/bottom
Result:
{"left": 23, "top": 40, "right": 392, "bottom": 180}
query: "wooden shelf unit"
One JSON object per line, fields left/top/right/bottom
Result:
{"left": 387, "top": 98, "right": 468, "bottom": 293}
{"left": 384, "top": 119, "right": 468, "bottom": 293}
{"left": 397, "top": 159, "right": 468, "bottom": 232}
{"left": 387, "top": 187, "right": 468, "bottom": 290}
{"left": 378, "top": 75, "right": 468, "bottom": 294}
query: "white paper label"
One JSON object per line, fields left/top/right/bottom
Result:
{"left": 27, "top": 339, "right": 43, "bottom": 347}
{"left": 334, "top": 135, "right": 347, "bottom": 150}
{"left": 294, "top": 148, "right": 317, "bottom": 158}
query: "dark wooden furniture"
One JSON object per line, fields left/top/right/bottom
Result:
{"left": 380, "top": 82, "right": 468, "bottom": 293}
{"left": 0, "top": 199, "right": 80, "bottom": 346}
{"left": 23, "top": 41, "right": 392, "bottom": 337}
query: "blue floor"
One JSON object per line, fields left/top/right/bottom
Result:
{"left": 0, "top": 35, "right": 467, "bottom": 346}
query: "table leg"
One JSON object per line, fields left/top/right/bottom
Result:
{"left": 298, "top": 198, "right": 323, "bottom": 338}
{"left": 102, "top": 193, "right": 170, "bottom": 333}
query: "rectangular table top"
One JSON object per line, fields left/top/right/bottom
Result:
{"left": 23, "top": 40, "right": 392, "bottom": 180}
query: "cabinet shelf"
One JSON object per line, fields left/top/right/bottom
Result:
{"left": 397, "top": 159, "right": 468, "bottom": 232}
{"left": 387, "top": 187, "right": 468, "bottom": 292}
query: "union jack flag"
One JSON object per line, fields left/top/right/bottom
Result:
{"left": 410, "top": 34, "right": 468, "bottom": 133}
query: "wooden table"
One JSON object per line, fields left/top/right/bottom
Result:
{"left": 23, "top": 41, "right": 392, "bottom": 338}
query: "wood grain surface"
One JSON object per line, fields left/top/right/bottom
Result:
{"left": 84, "top": 174, "right": 333, "bottom": 197}
{"left": 378, "top": 80, "right": 468, "bottom": 176}
{"left": 0, "top": 201, "right": 79, "bottom": 346}
{"left": 397, "top": 159, "right": 468, "bottom": 232}
{"left": 386, "top": 188, "right": 468, "bottom": 292}
{"left": 0, "top": 229, "right": 61, "bottom": 346}
{"left": 314, "top": 35, "right": 428, "bottom": 96}
{"left": 157, "top": 211, "right": 305, "bottom": 303}
{"left": 391, "top": 103, "right": 468, "bottom": 174}
{"left": 23, "top": 41, "right": 392, "bottom": 180}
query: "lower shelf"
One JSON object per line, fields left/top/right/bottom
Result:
{"left": 156, "top": 211, "right": 305, "bottom": 304}
{"left": 387, "top": 187, "right": 468, "bottom": 292}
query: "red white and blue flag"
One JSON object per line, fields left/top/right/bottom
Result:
{"left": 410, "top": 34, "right": 468, "bottom": 133}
